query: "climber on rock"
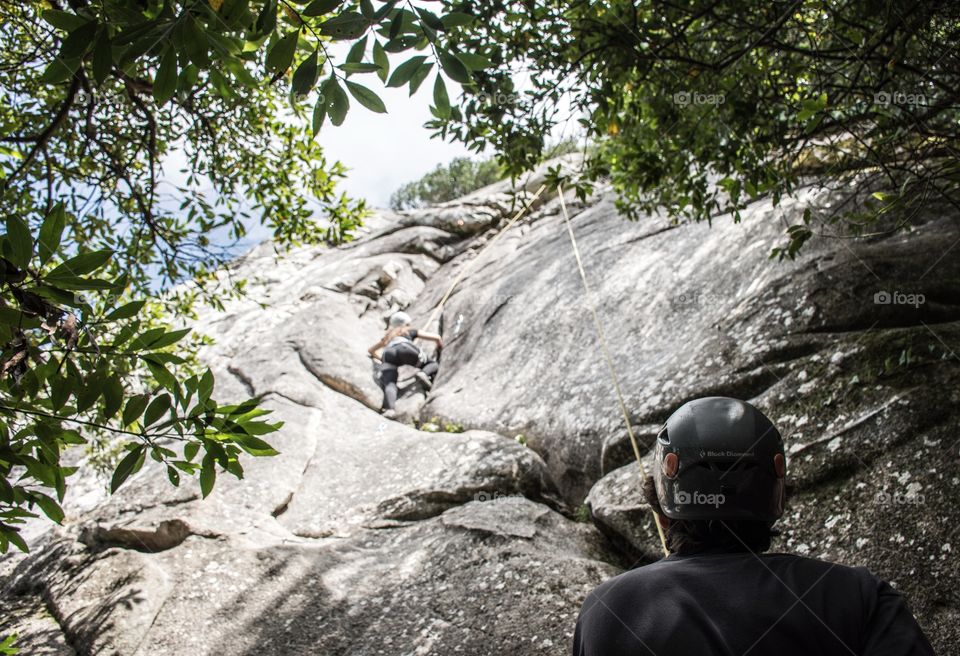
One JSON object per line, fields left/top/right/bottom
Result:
{"left": 368, "top": 311, "right": 442, "bottom": 419}
{"left": 573, "top": 396, "right": 934, "bottom": 656}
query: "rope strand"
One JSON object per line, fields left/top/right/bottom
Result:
{"left": 424, "top": 184, "right": 547, "bottom": 330}
{"left": 557, "top": 185, "right": 670, "bottom": 558}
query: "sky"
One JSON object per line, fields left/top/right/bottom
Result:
{"left": 317, "top": 81, "right": 475, "bottom": 210}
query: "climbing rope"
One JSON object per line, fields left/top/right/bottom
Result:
{"left": 557, "top": 185, "right": 670, "bottom": 558}
{"left": 424, "top": 184, "right": 547, "bottom": 330}
{"left": 411, "top": 179, "right": 670, "bottom": 557}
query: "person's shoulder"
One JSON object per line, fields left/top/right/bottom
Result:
{"left": 582, "top": 558, "right": 674, "bottom": 603}
{"left": 762, "top": 552, "right": 885, "bottom": 590}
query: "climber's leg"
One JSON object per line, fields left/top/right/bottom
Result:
{"left": 421, "top": 360, "right": 439, "bottom": 379}
{"left": 380, "top": 364, "right": 399, "bottom": 411}
{"left": 415, "top": 360, "right": 438, "bottom": 389}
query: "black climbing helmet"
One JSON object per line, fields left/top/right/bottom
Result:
{"left": 653, "top": 397, "right": 786, "bottom": 522}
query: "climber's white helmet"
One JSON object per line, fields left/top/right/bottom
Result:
{"left": 389, "top": 311, "right": 412, "bottom": 327}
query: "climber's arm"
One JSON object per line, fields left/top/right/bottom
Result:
{"left": 368, "top": 335, "right": 389, "bottom": 360}
{"left": 416, "top": 330, "right": 443, "bottom": 348}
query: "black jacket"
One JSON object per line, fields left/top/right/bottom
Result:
{"left": 573, "top": 550, "right": 935, "bottom": 656}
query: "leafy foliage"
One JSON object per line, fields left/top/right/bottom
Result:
{"left": 437, "top": 0, "right": 960, "bottom": 256}
{"left": 0, "top": 209, "right": 282, "bottom": 552}
{"left": 389, "top": 156, "right": 502, "bottom": 210}
{"left": 0, "top": 0, "right": 500, "bottom": 552}
{"left": 0, "top": 634, "right": 17, "bottom": 655}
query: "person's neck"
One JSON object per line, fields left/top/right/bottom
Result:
{"left": 672, "top": 543, "right": 759, "bottom": 558}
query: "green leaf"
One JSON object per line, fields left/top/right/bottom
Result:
{"left": 146, "top": 328, "right": 191, "bottom": 349}
{"left": 372, "top": 0, "right": 398, "bottom": 21}
{"left": 167, "top": 465, "right": 180, "bottom": 486}
{"left": 439, "top": 52, "right": 471, "bottom": 84}
{"left": 266, "top": 30, "right": 300, "bottom": 73}
{"left": 346, "top": 36, "right": 368, "bottom": 63}
{"left": 302, "top": 0, "right": 342, "bottom": 17}
{"left": 41, "top": 58, "right": 81, "bottom": 84}
{"left": 48, "top": 249, "right": 114, "bottom": 277}
{"left": 31, "top": 491, "right": 64, "bottom": 524}
{"left": 388, "top": 8, "right": 407, "bottom": 38}
{"left": 408, "top": 61, "right": 433, "bottom": 94}
{"left": 386, "top": 55, "right": 426, "bottom": 87}
{"left": 184, "top": 16, "right": 210, "bottom": 68}
{"left": 440, "top": 11, "right": 475, "bottom": 28}
{"left": 75, "top": 377, "right": 102, "bottom": 413}
{"left": 184, "top": 442, "right": 200, "bottom": 462}
{"left": 382, "top": 34, "right": 420, "bottom": 53}
{"left": 216, "top": 399, "right": 259, "bottom": 416}
{"left": 198, "top": 369, "right": 215, "bottom": 404}
{"left": 372, "top": 39, "right": 388, "bottom": 82}
{"left": 236, "top": 418, "right": 281, "bottom": 435}
{"left": 145, "top": 359, "right": 177, "bottom": 391}
{"left": 346, "top": 81, "right": 386, "bottom": 113}
{"left": 5, "top": 527, "right": 29, "bottom": 553}
{"left": 233, "top": 434, "right": 280, "bottom": 456}
{"left": 122, "top": 394, "right": 150, "bottom": 427}
{"left": 60, "top": 21, "right": 98, "bottom": 59}
{"left": 324, "top": 78, "right": 350, "bottom": 126}
{"left": 209, "top": 68, "right": 233, "bottom": 99}
{"left": 5, "top": 216, "right": 33, "bottom": 270}
{"left": 131, "top": 327, "right": 165, "bottom": 349}
{"left": 60, "top": 429, "right": 85, "bottom": 445}
{"left": 255, "top": 0, "right": 278, "bottom": 35}
{"left": 154, "top": 47, "right": 178, "bottom": 106}
{"left": 39, "top": 276, "right": 113, "bottom": 292}
{"left": 104, "top": 300, "right": 145, "bottom": 321}
{"left": 143, "top": 393, "right": 172, "bottom": 427}
{"left": 102, "top": 375, "right": 124, "bottom": 420}
{"left": 49, "top": 375, "right": 73, "bottom": 411}
{"left": 111, "top": 445, "right": 145, "bottom": 493}
{"left": 312, "top": 97, "right": 327, "bottom": 135}
{"left": 92, "top": 32, "right": 113, "bottom": 84}
{"left": 339, "top": 62, "right": 381, "bottom": 74}
{"left": 0, "top": 632, "right": 20, "bottom": 651}
{"left": 141, "top": 352, "right": 184, "bottom": 366}
{"left": 415, "top": 8, "right": 443, "bottom": 30}
{"left": 433, "top": 74, "right": 450, "bottom": 117}
{"left": 179, "top": 63, "right": 201, "bottom": 94}
{"left": 42, "top": 9, "right": 89, "bottom": 31}
{"left": 38, "top": 203, "right": 66, "bottom": 266}
{"left": 205, "top": 30, "right": 242, "bottom": 57}
{"left": 318, "top": 11, "right": 368, "bottom": 40}
{"left": 291, "top": 49, "right": 319, "bottom": 98}
{"left": 199, "top": 453, "right": 216, "bottom": 498}
{"left": 456, "top": 52, "right": 492, "bottom": 71}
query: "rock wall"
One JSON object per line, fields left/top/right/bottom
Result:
{"left": 2, "top": 160, "right": 958, "bottom": 654}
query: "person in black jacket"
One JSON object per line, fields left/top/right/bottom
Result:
{"left": 573, "top": 396, "right": 935, "bottom": 656}
{"left": 368, "top": 311, "right": 442, "bottom": 418}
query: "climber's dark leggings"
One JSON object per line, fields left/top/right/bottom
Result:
{"left": 380, "top": 343, "right": 439, "bottom": 410}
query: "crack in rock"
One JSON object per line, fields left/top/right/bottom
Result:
{"left": 78, "top": 519, "right": 216, "bottom": 554}
{"left": 227, "top": 364, "right": 258, "bottom": 397}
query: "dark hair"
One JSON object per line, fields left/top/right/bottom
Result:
{"left": 642, "top": 476, "right": 778, "bottom": 555}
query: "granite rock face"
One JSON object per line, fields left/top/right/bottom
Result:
{"left": 2, "top": 160, "right": 958, "bottom": 654}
